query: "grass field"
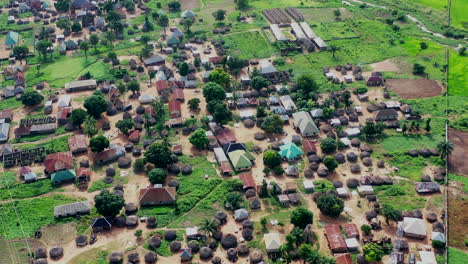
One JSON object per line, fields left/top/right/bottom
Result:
{"left": 450, "top": 0, "right": 468, "bottom": 29}
{"left": 414, "top": 0, "right": 448, "bottom": 10}
{"left": 302, "top": 8, "right": 353, "bottom": 23}
{"left": 448, "top": 247, "right": 468, "bottom": 264}
{"left": 223, "top": 31, "right": 277, "bottom": 59}
{"left": 374, "top": 180, "right": 427, "bottom": 211}
{"left": 0, "top": 180, "right": 60, "bottom": 201}
{"left": 312, "top": 22, "right": 359, "bottom": 40}
{"left": 69, "top": 248, "right": 108, "bottom": 264}
{"left": 14, "top": 134, "right": 72, "bottom": 154}
{"left": 449, "top": 51, "right": 468, "bottom": 96}
{"left": 0, "top": 97, "right": 23, "bottom": 111}
{"left": 0, "top": 195, "right": 78, "bottom": 239}
{"left": 449, "top": 173, "right": 468, "bottom": 193}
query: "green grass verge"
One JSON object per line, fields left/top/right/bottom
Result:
{"left": 223, "top": 31, "right": 277, "bottom": 59}
{"left": 450, "top": 0, "right": 468, "bottom": 29}
{"left": 14, "top": 134, "right": 72, "bottom": 154}
{"left": 0, "top": 97, "right": 23, "bottom": 111}
{"left": 0, "top": 180, "right": 60, "bottom": 201}
{"left": 448, "top": 247, "right": 468, "bottom": 264}
{"left": 0, "top": 194, "right": 79, "bottom": 239}
{"left": 374, "top": 180, "right": 427, "bottom": 211}
{"left": 448, "top": 51, "right": 468, "bottom": 96}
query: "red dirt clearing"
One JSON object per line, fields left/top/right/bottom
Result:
{"left": 448, "top": 129, "right": 468, "bottom": 175}
{"left": 386, "top": 79, "right": 443, "bottom": 99}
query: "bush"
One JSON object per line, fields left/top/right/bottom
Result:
{"left": 148, "top": 168, "right": 167, "bottom": 184}
{"left": 134, "top": 158, "right": 146, "bottom": 173}
{"left": 432, "top": 240, "right": 445, "bottom": 249}
{"left": 361, "top": 224, "right": 372, "bottom": 235}
{"left": 355, "top": 87, "right": 368, "bottom": 94}
{"left": 263, "top": 150, "right": 281, "bottom": 168}
{"left": 317, "top": 194, "right": 344, "bottom": 217}
{"left": 273, "top": 166, "right": 284, "bottom": 176}
{"left": 320, "top": 138, "right": 337, "bottom": 154}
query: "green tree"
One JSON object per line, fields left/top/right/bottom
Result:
{"left": 157, "top": 15, "right": 169, "bottom": 33}
{"left": 213, "top": 102, "right": 232, "bottom": 124}
{"left": 212, "top": 9, "right": 227, "bottom": 21}
{"left": 320, "top": 138, "right": 337, "bottom": 154}
{"left": 117, "top": 82, "right": 127, "bottom": 100}
{"left": 362, "top": 121, "right": 386, "bottom": 140}
{"left": 261, "top": 115, "right": 283, "bottom": 133}
{"left": 178, "top": 62, "right": 190, "bottom": 76}
{"left": 151, "top": 97, "right": 167, "bottom": 124}
{"left": 209, "top": 68, "right": 230, "bottom": 87}
{"left": 361, "top": 224, "right": 372, "bottom": 235}
{"left": 167, "top": 1, "right": 181, "bottom": 11}
{"left": 290, "top": 207, "right": 313, "bottom": 229}
{"left": 127, "top": 81, "right": 140, "bottom": 94}
{"left": 54, "top": 0, "right": 70, "bottom": 12}
{"left": 296, "top": 74, "right": 319, "bottom": 93}
{"left": 199, "top": 218, "right": 219, "bottom": 237}
{"left": 116, "top": 119, "right": 135, "bottom": 135}
{"left": 260, "top": 217, "right": 267, "bottom": 229}
{"left": 259, "top": 180, "right": 269, "bottom": 198}
{"left": 21, "top": 91, "right": 44, "bottom": 106}
{"left": 323, "top": 156, "right": 339, "bottom": 172}
{"left": 189, "top": 128, "right": 209, "bottom": 149}
{"left": 71, "top": 22, "right": 82, "bottom": 32}
{"left": 362, "top": 243, "right": 384, "bottom": 262}
{"left": 235, "top": 0, "right": 249, "bottom": 10}
{"left": 317, "top": 194, "right": 344, "bottom": 217}
{"left": 437, "top": 140, "right": 453, "bottom": 160}
{"left": 183, "top": 18, "right": 194, "bottom": 33}
{"left": 83, "top": 116, "right": 98, "bottom": 138}
{"left": 225, "top": 192, "right": 243, "bottom": 210}
{"left": 70, "top": 108, "right": 88, "bottom": 128}
{"left": 79, "top": 41, "right": 89, "bottom": 60}
{"left": 251, "top": 76, "right": 268, "bottom": 91}
{"left": 104, "top": 31, "right": 116, "bottom": 46}
{"left": 12, "top": 45, "right": 29, "bottom": 63}
{"left": 328, "top": 44, "right": 341, "bottom": 59}
{"left": 256, "top": 106, "right": 267, "bottom": 118}
{"left": 134, "top": 158, "right": 146, "bottom": 173}
{"left": 94, "top": 190, "right": 125, "bottom": 217}
{"left": 425, "top": 118, "right": 431, "bottom": 132}
{"left": 226, "top": 56, "right": 245, "bottom": 76}
{"left": 145, "top": 142, "right": 173, "bottom": 168}
{"left": 84, "top": 94, "right": 107, "bottom": 118}
{"left": 263, "top": 150, "right": 282, "bottom": 168}
{"left": 36, "top": 40, "right": 53, "bottom": 59}
{"left": 148, "top": 168, "right": 167, "bottom": 184}
{"left": 188, "top": 98, "right": 200, "bottom": 111}
{"left": 89, "top": 135, "right": 110, "bottom": 153}
{"left": 382, "top": 204, "right": 401, "bottom": 225}
{"left": 89, "top": 34, "right": 99, "bottom": 52}
{"left": 413, "top": 63, "right": 426, "bottom": 75}
{"left": 432, "top": 240, "right": 445, "bottom": 249}
{"left": 420, "top": 42, "right": 428, "bottom": 50}
{"left": 134, "top": 229, "right": 142, "bottom": 237}
{"left": 203, "top": 82, "right": 226, "bottom": 102}
{"left": 56, "top": 18, "right": 72, "bottom": 31}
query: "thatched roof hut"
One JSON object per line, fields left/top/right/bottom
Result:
{"left": 237, "top": 243, "right": 250, "bottom": 256}
{"left": 144, "top": 252, "right": 157, "bottom": 264}
{"left": 350, "top": 164, "right": 361, "bottom": 173}
{"left": 419, "top": 147, "right": 431, "bottom": 157}
{"left": 35, "top": 247, "right": 47, "bottom": 259}
{"left": 244, "top": 119, "right": 255, "bottom": 128}
{"left": 245, "top": 188, "right": 256, "bottom": 198}
{"left": 118, "top": 156, "right": 132, "bottom": 168}
{"left": 408, "top": 149, "right": 419, "bottom": 157}
{"left": 309, "top": 162, "right": 319, "bottom": 171}
{"left": 249, "top": 249, "right": 264, "bottom": 264}
{"left": 147, "top": 217, "right": 157, "bottom": 228}
{"left": 360, "top": 143, "right": 372, "bottom": 152}
{"left": 254, "top": 132, "right": 266, "bottom": 140}
{"left": 79, "top": 160, "right": 90, "bottom": 168}
{"left": 213, "top": 230, "right": 223, "bottom": 241}
{"left": 308, "top": 154, "right": 321, "bottom": 163}
{"left": 351, "top": 138, "right": 361, "bottom": 147}
{"left": 214, "top": 211, "right": 227, "bottom": 224}
{"left": 168, "top": 164, "right": 180, "bottom": 174}
{"left": 242, "top": 220, "right": 254, "bottom": 229}
{"left": 433, "top": 222, "right": 444, "bottom": 232}
{"left": 227, "top": 248, "right": 238, "bottom": 261}
{"left": 362, "top": 157, "right": 372, "bottom": 167}
{"left": 124, "top": 143, "right": 134, "bottom": 152}
{"left": 421, "top": 175, "right": 431, "bottom": 182}
{"left": 360, "top": 151, "right": 371, "bottom": 159}
{"left": 125, "top": 203, "right": 138, "bottom": 215}
{"left": 165, "top": 230, "right": 177, "bottom": 241}
{"left": 426, "top": 212, "right": 438, "bottom": 223}
{"left": 49, "top": 247, "right": 63, "bottom": 260}
{"left": 34, "top": 259, "right": 48, "bottom": 264}
{"left": 211, "top": 256, "right": 222, "bottom": 264}
{"left": 333, "top": 181, "right": 343, "bottom": 188}
{"left": 242, "top": 228, "right": 253, "bottom": 241}
{"left": 148, "top": 235, "right": 162, "bottom": 249}
{"left": 365, "top": 210, "right": 377, "bottom": 221}
{"left": 347, "top": 178, "right": 359, "bottom": 188}
{"left": 221, "top": 233, "right": 238, "bottom": 249}
{"left": 75, "top": 235, "right": 87, "bottom": 247}
{"left": 317, "top": 168, "right": 328, "bottom": 177}
{"left": 126, "top": 215, "right": 138, "bottom": 228}
{"left": 106, "top": 167, "right": 116, "bottom": 177}
{"left": 127, "top": 252, "right": 139, "bottom": 263}
{"left": 346, "top": 152, "right": 358, "bottom": 162}
{"left": 377, "top": 160, "right": 385, "bottom": 168}
{"left": 199, "top": 247, "right": 213, "bottom": 260}
{"left": 169, "top": 241, "right": 182, "bottom": 252}
{"left": 181, "top": 165, "right": 193, "bottom": 175}
{"left": 249, "top": 197, "right": 261, "bottom": 210}
{"left": 334, "top": 153, "right": 346, "bottom": 164}
{"left": 188, "top": 240, "right": 200, "bottom": 253}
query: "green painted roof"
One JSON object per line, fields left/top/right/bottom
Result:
{"left": 51, "top": 169, "right": 76, "bottom": 183}
{"left": 229, "top": 150, "right": 253, "bottom": 170}
{"left": 5, "top": 32, "right": 19, "bottom": 46}
{"left": 279, "top": 143, "right": 303, "bottom": 160}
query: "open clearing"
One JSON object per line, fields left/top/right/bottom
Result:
{"left": 180, "top": 0, "right": 198, "bottom": 10}
{"left": 370, "top": 59, "right": 400, "bottom": 72}
{"left": 386, "top": 79, "right": 443, "bottom": 99}
{"left": 448, "top": 129, "right": 468, "bottom": 175}
{"left": 450, "top": 0, "right": 468, "bottom": 29}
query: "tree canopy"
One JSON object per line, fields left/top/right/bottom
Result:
{"left": 263, "top": 150, "right": 282, "bottom": 168}
{"left": 70, "top": 109, "right": 88, "bottom": 127}
{"left": 261, "top": 115, "right": 283, "bottom": 133}
{"left": 317, "top": 194, "right": 344, "bottom": 217}
{"left": 209, "top": 68, "right": 230, "bottom": 87}
{"left": 116, "top": 119, "right": 135, "bottom": 135}
{"left": 290, "top": 207, "right": 313, "bottom": 229}
{"left": 148, "top": 168, "right": 168, "bottom": 184}
{"left": 323, "top": 155, "right": 339, "bottom": 172}
{"left": 189, "top": 128, "right": 210, "bottom": 149}
{"left": 21, "top": 91, "right": 44, "bottom": 106}
{"left": 89, "top": 135, "right": 110, "bottom": 153}
{"left": 84, "top": 94, "right": 107, "bottom": 119}
{"left": 94, "top": 190, "right": 125, "bottom": 217}
{"left": 145, "top": 142, "right": 173, "bottom": 168}
{"left": 362, "top": 243, "right": 384, "bottom": 262}
{"left": 320, "top": 138, "right": 337, "bottom": 154}
{"left": 203, "top": 82, "right": 226, "bottom": 102}
{"left": 251, "top": 76, "right": 269, "bottom": 91}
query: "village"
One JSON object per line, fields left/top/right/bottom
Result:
{"left": 0, "top": 0, "right": 466, "bottom": 264}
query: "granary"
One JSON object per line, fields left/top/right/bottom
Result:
{"left": 5, "top": 31, "right": 19, "bottom": 48}
{"left": 94, "top": 144, "right": 125, "bottom": 165}
{"left": 366, "top": 76, "right": 384, "bottom": 86}
{"left": 374, "top": 109, "right": 398, "bottom": 121}
{"left": 144, "top": 55, "right": 165, "bottom": 66}
{"left": 239, "top": 173, "right": 256, "bottom": 191}
{"left": 58, "top": 95, "right": 72, "bottom": 108}
{"left": 292, "top": 111, "right": 319, "bottom": 137}
{"left": 0, "top": 123, "right": 10, "bottom": 143}
{"left": 233, "top": 208, "right": 248, "bottom": 221}
{"left": 65, "top": 79, "right": 97, "bottom": 92}
{"left": 264, "top": 233, "right": 282, "bottom": 254}
{"left": 279, "top": 95, "right": 297, "bottom": 112}
{"left": 343, "top": 223, "right": 359, "bottom": 238}
{"left": 324, "top": 224, "right": 347, "bottom": 253}
{"left": 54, "top": 201, "right": 91, "bottom": 218}
{"left": 270, "top": 24, "right": 287, "bottom": 41}
{"left": 228, "top": 150, "right": 254, "bottom": 171}
{"left": 92, "top": 217, "right": 112, "bottom": 232}
{"left": 51, "top": 169, "right": 76, "bottom": 185}
{"left": 335, "top": 253, "right": 353, "bottom": 264}
{"left": 169, "top": 100, "right": 182, "bottom": 118}
{"left": 43, "top": 151, "right": 74, "bottom": 174}
{"left": 139, "top": 186, "right": 177, "bottom": 206}
{"left": 279, "top": 143, "right": 303, "bottom": 161}
{"left": 222, "top": 142, "right": 246, "bottom": 153}
{"left": 415, "top": 182, "right": 440, "bottom": 194}
{"left": 401, "top": 217, "right": 426, "bottom": 239}
{"left": 345, "top": 238, "right": 359, "bottom": 251}
{"left": 303, "top": 180, "right": 314, "bottom": 192}
{"left": 313, "top": 37, "right": 328, "bottom": 50}
{"left": 357, "top": 185, "right": 374, "bottom": 195}
{"left": 57, "top": 107, "right": 72, "bottom": 125}
{"left": 68, "top": 135, "right": 88, "bottom": 154}
{"left": 302, "top": 140, "right": 317, "bottom": 154}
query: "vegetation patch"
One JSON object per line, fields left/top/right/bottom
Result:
{"left": 223, "top": 31, "right": 277, "bottom": 59}
{"left": 0, "top": 97, "right": 23, "bottom": 110}
{"left": 448, "top": 247, "right": 468, "bottom": 264}
{"left": 0, "top": 180, "right": 60, "bottom": 201}
{"left": 448, "top": 51, "right": 468, "bottom": 96}
{"left": 374, "top": 180, "right": 427, "bottom": 211}
{"left": 15, "top": 134, "right": 72, "bottom": 154}
{"left": 449, "top": 173, "right": 468, "bottom": 193}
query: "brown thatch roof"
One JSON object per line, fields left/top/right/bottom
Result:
{"left": 221, "top": 233, "right": 238, "bottom": 249}
{"left": 128, "top": 252, "right": 139, "bottom": 262}
{"left": 242, "top": 220, "right": 254, "bottom": 229}
{"left": 211, "top": 256, "right": 222, "bottom": 264}
{"left": 126, "top": 215, "right": 139, "bottom": 227}
{"left": 49, "top": 247, "right": 63, "bottom": 260}
{"left": 213, "top": 230, "right": 223, "bottom": 241}
{"left": 249, "top": 249, "right": 264, "bottom": 264}
{"left": 346, "top": 152, "right": 358, "bottom": 162}
{"left": 365, "top": 210, "right": 377, "bottom": 221}
{"left": 144, "top": 252, "right": 157, "bottom": 263}
{"left": 347, "top": 178, "right": 359, "bottom": 188}
{"left": 237, "top": 243, "right": 250, "bottom": 256}
{"left": 75, "top": 235, "right": 87, "bottom": 246}
{"left": 199, "top": 247, "right": 213, "bottom": 260}
{"left": 35, "top": 247, "right": 47, "bottom": 259}
{"left": 125, "top": 203, "right": 138, "bottom": 215}
{"left": 242, "top": 228, "right": 253, "bottom": 241}
{"left": 165, "top": 230, "right": 177, "bottom": 241}
{"left": 147, "top": 217, "right": 157, "bottom": 228}
{"left": 214, "top": 211, "right": 227, "bottom": 223}
{"left": 169, "top": 241, "right": 181, "bottom": 252}
{"left": 426, "top": 212, "right": 438, "bottom": 223}
{"left": 34, "top": 258, "right": 48, "bottom": 264}
{"left": 188, "top": 240, "right": 200, "bottom": 253}
{"left": 109, "top": 251, "right": 123, "bottom": 263}
{"left": 148, "top": 235, "right": 162, "bottom": 249}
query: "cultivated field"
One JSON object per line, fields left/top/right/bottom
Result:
{"left": 386, "top": 79, "right": 444, "bottom": 99}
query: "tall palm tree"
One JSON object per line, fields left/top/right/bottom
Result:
{"left": 329, "top": 44, "right": 340, "bottom": 59}
{"left": 437, "top": 140, "right": 454, "bottom": 160}
{"left": 199, "top": 218, "right": 218, "bottom": 237}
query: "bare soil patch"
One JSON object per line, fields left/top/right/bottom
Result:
{"left": 180, "top": 0, "right": 198, "bottom": 10}
{"left": 370, "top": 59, "right": 399, "bottom": 72}
{"left": 448, "top": 129, "right": 468, "bottom": 175}
{"left": 386, "top": 79, "right": 443, "bottom": 99}
{"left": 448, "top": 192, "right": 468, "bottom": 249}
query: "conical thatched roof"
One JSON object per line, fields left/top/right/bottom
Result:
{"left": 249, "top": 197, "right": 261, "bottom": 210}
{"left": 245, "top": 188, "right": 256, "bottom": 198}
{"left": 165, "top": 230, "right": 177, "bottom": 241}
{"left": 214, "top": 211, "right": 227, "bottom": 223}
{"left": 109, "top": 251, "right": 123, "bottom": 263}
{"left": 181, "top": 165, "right": 193, "bottom": 175}
{"left": 136, "top": 105, "right": 146, "bottom": 114}
{"left": 347, "top": 178, "right": 359, "bottom": 188}
{"left": 148, "top": 235, "right": 162, "bottom": 249}
{"left": 334, "top": 153, "right": 346, "bottom": 164}
{"left": 128, "top": 252, "right": 139, "bottom": 263}
{"left": 125, "top": 203, "right": 138, "bottom": 215}
{"left": 432, "top": 221, "right": 444, "bottom": 232}
{"left": 227, "top": 248, "right": 238, "bottom": 261}
{"left": 242, "top": 228, "right": 253, "bottom": 241}
{"left": 221, "top": 233, "right": 238, "bottom": 249}
{"left": 237, "top": 243, "right": 250, "bottom": 256}
{"left": 242, "top": 220, "right": 253, "bottom": 229}
{"left": 333, "top": 181, "right": 343, "bottom": 188}
{"left": 365, "top": 210, "right": 377, "bottom": 221}
{"left": 426, "top": 212, "right": 438, "bottom": 223}
{"left": 317, "top": 168, "right": 328, "bottom": 177}
{"left": 188, "top": 240, "right": 200, "bottom": 253}
{"left": 362, "top": 157, "right": 372, "bottom": 167}
{"left": 350, "top": 164, "right": 361, "bottom": 173}
{"left": 49, "top": 247, "right": 63, "bottom": 260}
{"left": 169, "top": 241, "right": 181, "bottom": 252}
{"left": 211, "top": 256, "right": 222, "bottom": 264}
{"left": 377, "top": 160, "right": 385, "bottom": 168}
{"left": 360, "top": 151, "right": 371, "bottom": 159}
{"left": 35, "top": 247, "right": 47, "bottom": 259}
{"left": 213, "top": 230, "right": 223, "bottom": 241}
{"left": 147, "top": 217, "right": 157, "bottom": 228}
{"left": 118, "top": 156, "right": 132, "bottom": 168}
{"left": 249, "top": 249, "right": 264, "bottom": 264}
{"left": 144, "top": 251, "right": 157, "bottom": 263}
{"left": 106, "top": 167, "right": 116, "bottom": 177}
{"left": 360, "top": 143, "right": 372, "bottom": 152}
{"left": 75, "top": 235, "right": 87, "bottom": 246}
{"left": 346, "top": 152, "right": 358, "bottom": 162}
{"left": 199, "top": 247, "right": 213, "bottom": 260}
{"left": 351, "top": 138, "right": 361, "bottom": 147}
{"left": 126, "top": 215, "right": 138, "bottom": 227}
{"left": 34, "top": 258, "right": 48, "bottom": 264}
